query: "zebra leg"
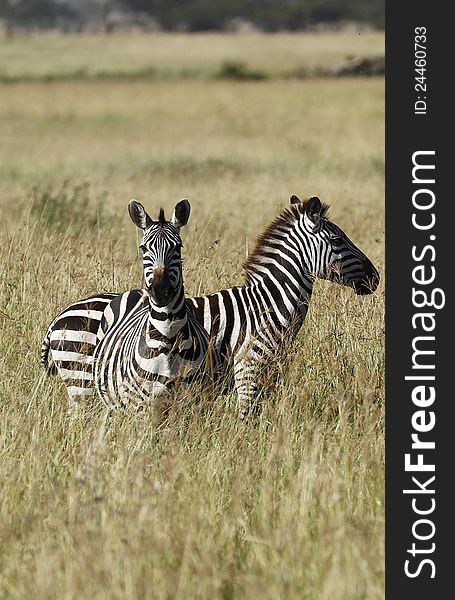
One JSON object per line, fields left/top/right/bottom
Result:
{"left": 233, "top": 359, "right": 258, "bottom": 420}
{"left": 66, "top": 385, "right": 94, "bottom": 414}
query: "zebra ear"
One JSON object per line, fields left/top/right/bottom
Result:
{"left": 304, "top": 196, "right": 323, "bottom": 228}
{"left": 171, "top": 198, "right": 191, "bottom": 229}
{"left": 290, "top": 195, "right": 301, "bottom": 205}
{"left": 128, "top": 200, "right": 152, "bottom": 230}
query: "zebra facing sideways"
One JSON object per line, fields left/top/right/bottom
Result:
{"left": 42, "top": 194, "right": 379, "bottom": 417}
{"left": 188, "top": 195, "right": 379, "bottom": 413}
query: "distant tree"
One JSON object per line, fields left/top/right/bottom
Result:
{"left": 118, "top": 0, "right": 384, "bottom": 31}
{"left": 0, "top": 0, "right": 13, "bottom": 22}
{"left": 1, "top": 1, "right": 20, "bottom": 34}
{"left": 1, "top": 0, "right": 77, "bottom": 30}
{"left": 1, "top": 0, "right": 385, "bottom": 32}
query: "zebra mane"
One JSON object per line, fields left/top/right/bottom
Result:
{"left": 243, "top": 198, "right": 330, "bottom": 280}
{"left": 158, "top": 208, "right": 166, "bottom": 225}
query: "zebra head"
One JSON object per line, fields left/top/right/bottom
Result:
{"left": 128, "top": 198, "right": 190, "bottom": 307}
{"left": 290, "top": 195, "right": 379, "bottom": 295}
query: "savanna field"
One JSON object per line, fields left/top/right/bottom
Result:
{"left": 0, "top": 32, "right": 384, "bottom": 599}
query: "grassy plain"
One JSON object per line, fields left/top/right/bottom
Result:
{"left": 0, "top": 31, "right": 384, "bottom": 599}
{"left": 0, "top": 30, "right": 384, "bottom": 81}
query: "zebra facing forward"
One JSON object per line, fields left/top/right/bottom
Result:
{"left": 92, "top": 198, "right": 221, "bottom": 409}
{"left": 41, "top": 198, "right": 221, "bottom": 411}
{"left": 42, "top": 194, "right": 379, "bottom": 417}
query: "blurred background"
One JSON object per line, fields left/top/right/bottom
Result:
{"left": 1, "top": 0, "right": 384, "bottom": 34}
{"left": 0, "top": 0, "right": 385, "bottom": 240}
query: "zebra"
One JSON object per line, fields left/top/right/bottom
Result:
{"left": 41, "top": 198, "right": 220, "bottom": 411}
{"left": 187, "top": 194, "right": 379, "bottom": 414}
{"left": 92, "top": 198, "right": 221, "bottom": 409}
{"left": 42, "top": 194, "right": 379, "bottom": 417}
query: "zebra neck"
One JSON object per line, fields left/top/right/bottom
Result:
{"left": 261, "top": 271, "right": 312, "bottom": 314}
{"left": 146, "top": 287, "right": 189, "bottom": 339}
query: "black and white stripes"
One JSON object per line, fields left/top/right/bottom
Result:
{"left": 92, "top": 199, "right": 221, "bottom": 409}
{"left": 188, "top": 195, "right": 379, "bottom": 413}
{"left": 41, "top": 194, "right": 379, "bottom": 416}
{"left": 41, "top": 293, "right": 116, "bottom": 409}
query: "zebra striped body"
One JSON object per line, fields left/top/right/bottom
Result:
{"left": 41, "top": 293, "right": 116, "bottom": 408}
{"left": 188, "top": 286, "right": 293, "bottom": 405}
{"left": 93, "top": 287, "right": 219, "bottom": 409}
{"left": 41, "top": 195, "right": 379, "bottom": 416}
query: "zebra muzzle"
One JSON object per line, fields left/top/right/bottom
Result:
{"left": 148, "top": 269, "right": 175, "bottom": 306}
{"left": 353, "top": 261, "right": 380, "bottom": 295}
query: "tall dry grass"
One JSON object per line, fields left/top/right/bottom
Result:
{"left": 0, "top": 33, "right": 384, "bottom": 599}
